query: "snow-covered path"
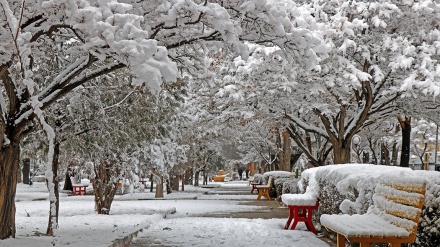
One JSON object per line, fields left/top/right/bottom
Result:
{"left": 130, "top": 217, "right": 329, "bottom": 247}
{"left": 128, "top": 181, "right": 330, "bottom": 247}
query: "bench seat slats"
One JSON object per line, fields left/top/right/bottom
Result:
{"left": 320, "top": 214, "right": 410, "bottom": 238}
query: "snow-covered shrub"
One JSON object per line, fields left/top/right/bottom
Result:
{"left": 252, "top": 173, "right": 263, "bottom": 184}
{"left": 281, "top": 178, "right": 301, "bottom": 194}
{"left": 262, "top": 171, "right": 295, "bottom": 199}
{"left": 412, "top": 171, "right": 440, "bottom": 247}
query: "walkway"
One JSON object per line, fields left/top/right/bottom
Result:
{"left": 123, "top": 181, "right": 336, "bottom": 247}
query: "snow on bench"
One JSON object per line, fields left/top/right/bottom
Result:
{"left": 320, "top": 175, "right": 426, "bottom": 247}
{"left": 282, "top": 193, "right": 317, "bottom": 206}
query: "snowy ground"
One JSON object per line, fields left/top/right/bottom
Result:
{"left": 3, "top": 181, "right": 329, "bottom": 247}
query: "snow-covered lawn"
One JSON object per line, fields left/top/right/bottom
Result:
{"left": 3, "top": 181, "right": 329, "bottom": 247}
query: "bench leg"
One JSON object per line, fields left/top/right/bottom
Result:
{"left": 265, "top": 189, "right": 271, "bottom": 200}
{"left": 337, "top": 233, "right": 346, "bottom": 247}
{"left": 289, "top": 207, "right": 299, "bottom": 230}
{"left": 304, "top": 208, "right": 317, "bottom": 234}
{"left": 257, "top": 189, "right": 262, "bottom": 200}
{"left": 284, "top": 207, "right": 294, "bottom": 229}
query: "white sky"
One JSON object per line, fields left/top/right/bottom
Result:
{"left": 3, "top": 181, "right": 329, "bottom": 247}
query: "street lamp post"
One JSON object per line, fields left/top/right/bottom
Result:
{"left": 352, "top": 135, "right": 361, "bottom": 163}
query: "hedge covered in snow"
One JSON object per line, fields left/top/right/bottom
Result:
{"left": 261, "top": 171, "right": 296, "bottom": 198}
{"left": 292, "top": 164, "right": 440, "bottom": 247}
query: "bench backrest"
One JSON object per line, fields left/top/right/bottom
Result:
{"left": 259, "top": 176, "right": 273, "bottom": 187}
{"left": 371, "top": 178, "right": 426, "bottom": 242}
{"left": 267, "top": 176, "right": 273, "bottom": 186}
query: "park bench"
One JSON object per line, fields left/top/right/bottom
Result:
{"left": 320, "top": 177, "right": 426, "bottom": 247}
{"left": 256, "top": 176, "right": 273, "bottom": 200}
{"left": 281, "top": 193, "right": 319, "bottom": 234}
{"left": 213, "top": 170, "right": 227, "bottom": 182}
{"left": 250, "top": 177, "right": 262, "bottom": 194}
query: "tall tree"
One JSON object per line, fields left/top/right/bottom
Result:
{"left": 0, "top": 0, "right": 177, "bottom": 239}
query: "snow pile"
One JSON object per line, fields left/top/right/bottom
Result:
{"left": 292, "top": 164, "right": 440, "bottom": 246}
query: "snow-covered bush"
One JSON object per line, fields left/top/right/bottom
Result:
{"left": 412, "top": 171, "right": 440, "bottom": 247}
{"left": 296, "top": 164, "right": 440, "bottom": 246}
{"left": 252, "top": 174, "right": 263, "bottom": 184}
{"left": 281, "top": 178, "right": 301, "bottom": 195}
{"left": 262, "top": 171, "right": 295, "bottom": 199}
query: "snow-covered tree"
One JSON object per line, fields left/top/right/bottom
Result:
{"left": 0, "top": 0, "right": 177, "bottom": 239}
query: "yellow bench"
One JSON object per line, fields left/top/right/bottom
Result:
{"left": 256, "top": 176, "right": 273, "bottom": 200}
{"left": 320, "top": 177, "right": 426, "bottom": 247}
{"left": 213, "top": 170, "right": 226, "bottom": 182}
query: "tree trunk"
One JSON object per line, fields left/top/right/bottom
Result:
{"left": 181, "top": 175, "right": 185, "bottom": 192}
{"left": 92, "top": 162, "right": 118, "bottom": 215}
{"left": 194, "top": 170, "right": 200, "bottom": 186}
{"left": 333, "top": 143, "right": 351, "bottom": 164}
{"left": 46, "top": 142, "right": 60, "bottom": 236}
{"left": 150, "top": 173, "right": 154, "bottom": 193}
{"left": 202, "top": 166, "right": 208, "bottom": 185}
{"left": 155, "top": 175, "right": 164, "bottom": 198}
{"left": 381, "top": 142, "right": 391, "bottom": 165}
{"left": 62, "top": 165, "right": 73, "bottom": 191}
{"left": 0, "top": 144, "right": 20, "bottom": 239}
{"left": 22, "top": 158, "right": 30, "bottom": 185}
{"left": 283, "top": 131, "right": 291, "bottom": 171}
{"left": 276, "top": 130, "right": 284, "bottom": 171}
{"left": 184, "top": 169, "right": 192, "bottom": 185}
{"left": 398, "top": 116, "right": 411, "bottom": 167}
{"left": 391, "top": 141, "right": 398, "bottom": 166}
{"left": 166, "top": 179, "right": 171, "bottom": 194}
{"left": 172, "top": 175, "right": 179, "bottom": 191}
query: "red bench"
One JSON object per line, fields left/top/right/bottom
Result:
{"left": 282, "top": 193, "right": 319, "bottom": 234}
{"left": 72, "top": 185, "right": 88, "bottom": 196}
{"left": 250, "top": 179, "right": 262, "bottom": 193}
